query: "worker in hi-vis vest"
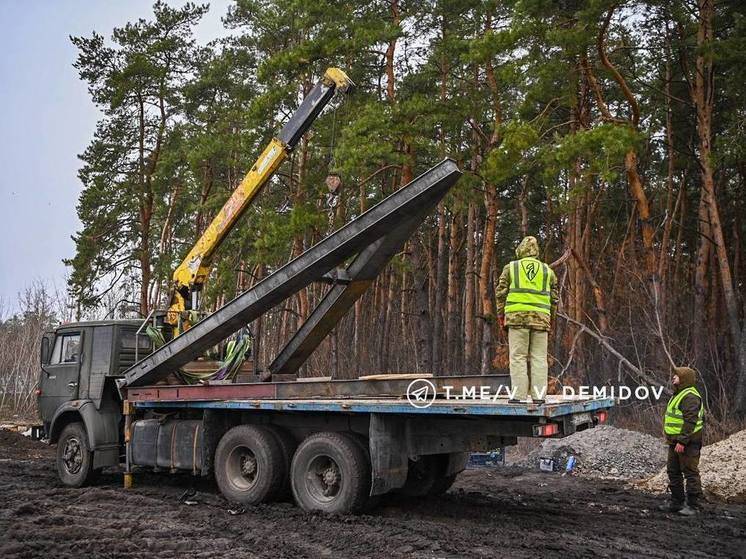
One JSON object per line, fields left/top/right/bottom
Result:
{"left": 495, "top": 236, "right": 558, "bottom": 404}
{"left": 659, "top": 366, "right": 705, "bottom": 516}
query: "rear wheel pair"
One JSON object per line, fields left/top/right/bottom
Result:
{"left": 214, "top": 427, "right": 371, "bottom": 514}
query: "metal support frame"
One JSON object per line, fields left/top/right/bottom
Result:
{"left": 124, "top": 159, "right": 462, "bottom": 388}
{"left": 134, "top": 309, "right": 156, "bottom": 363}
{"left": 269, "top": 203, "right": 435, "bottom": 375}
{"left": 122, "top": 399, "right": 133, "bottom": 489}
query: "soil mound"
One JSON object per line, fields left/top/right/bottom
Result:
{"left": 639, "top": 429, "right": 746, "bottom": 503}
{"left": 519, "top": 425, "right": 666, "bottom": 480}
{"left": 0, "top": 428, "right": 51, "bottom": 459}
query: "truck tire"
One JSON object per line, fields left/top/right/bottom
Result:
{"left": 291, "top": 431, "right": 370, "bottom": 514}
{"left": 346, "top": 433, "right": 381, "bottom": 511}
{"left": 264, "top": 425, "right": 297, "bottom": 499}
{"left": 214, "top": 425, "right": 284, "bottom": 505}
{"left": 56, "top": 422, "right": 96, "bottom": 488}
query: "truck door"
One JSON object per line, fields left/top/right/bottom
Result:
{"left": 39, "top": 331, "right": 83, "bottom": 421}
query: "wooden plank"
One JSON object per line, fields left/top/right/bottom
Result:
{"left": 358, "top": 373, "right": 433, "bottom": 380}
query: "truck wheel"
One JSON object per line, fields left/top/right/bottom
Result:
{"left": 56, "top": 422, "right": 96, "bottom": 488}
{"left": 346, "top": 433, "right": 381, "bottom": 511}
{"left": 291, "top": 432, "right": 370, "bottom": 514}
{"left": 214, "top": 425, "right": 284, "bottom": 505}
{"left": 264, "top": 425, "right": 297, "bottom": 499}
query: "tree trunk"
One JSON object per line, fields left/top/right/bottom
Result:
{"left": 479, "top": 187, "right": 498, "bottom": 373}
{"left": 691, "top": 0, "right": 745, "bottom": 410}
{"left": 432, "top": 202, "right": 448, "bottom": 374}
{"left": 658, "top": 49, "right": 677, "bottom": 303}
{"left": 693, "top": 192, "right": 712, "bottom": 364}
{"left": 571, "top": 250, "right": 609, "bottom": 334}
{"left": 377, "top": 269, "right": 391, "bottom": 371}
{"left": 384, "top": 0, "right": 399, "bottom": 103}
{"left": 446, "top": 211, "right": 462, "bottom": 372}
{"left": 595, "top": 7, "right": 657, "bottom": 289}
{"left": 412, "top": 242, "right": 432, "bottom": 373}
{"left": 464, "top": 202, "right": 477, "bottom": 372}
{"left": 518, "top": 175, "right": 529, "bottom": 237}
{"left": 138, "top": 203, "right": 152, "bottom": 316}
{"left": 625, "top": 150, "right": 658, "bottom": 283}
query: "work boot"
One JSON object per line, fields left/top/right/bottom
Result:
{"left": 657, "top": 501, "right": 684, "bottom": 513}
{"left": 678, "top": 505, "right": 698, "bottom": 516}
{"left": 508, "top": 398, "right": 527, "bottom": 404}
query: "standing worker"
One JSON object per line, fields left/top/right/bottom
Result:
{"left": 495, "top": 236, "right": 558, "bottom": 404}
{"left": 659, "top": 366, "right": 705, "bottom": 516}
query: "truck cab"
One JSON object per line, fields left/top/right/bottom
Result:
{"left": 38, "top": 320, "right": 150, "bottom": 485}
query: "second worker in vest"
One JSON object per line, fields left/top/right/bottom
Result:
{"left": 495, "top": 236, "right": 558, "bottom": 404}
{"left": 659, "top": 366, "right": 705, "bottom": 516}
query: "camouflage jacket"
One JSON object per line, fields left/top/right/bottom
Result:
{"left": 495, "top": 236, "right": 559, "bottom": 331}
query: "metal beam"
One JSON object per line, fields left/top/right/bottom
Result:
{"left": 269, "top": 204, "right": 434, "bottom": 375}
{"left": 278, "top": 68, "right": 353, "bottom": 149}
{"left": 124, "top": 159, "right": 462, "bottom": 387}
{"left": 278, "top": 83, "right": 335, "bottom": 148}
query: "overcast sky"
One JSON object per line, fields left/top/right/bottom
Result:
{"left": 0, "top": 0, "right": 230, "bottom": 312}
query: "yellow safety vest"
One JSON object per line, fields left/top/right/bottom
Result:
{"left": 664, "top": 386, "right": 704, "bottom": 436}
{"left": 505, "top": 257, "right": 551, "bottom": 315}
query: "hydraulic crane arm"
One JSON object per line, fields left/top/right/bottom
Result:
{"left": 125, "top": 159, "right": 462, "bottom": 387}
{"left": 167, "top": 68, "right": 354, "bottom": 331}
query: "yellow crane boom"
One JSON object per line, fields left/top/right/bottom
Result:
{"left": 166, "top": 68, "right": 354, "bottom": 333}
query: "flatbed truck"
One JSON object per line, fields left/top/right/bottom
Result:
{"left": 38, "top": 170, "right": 613, "bottom": 509}
{"left": 37, "top": 70, "right": 614, "bottom": 514}
{"left": 39, "top": 317, "right": 611, "bottom": 513}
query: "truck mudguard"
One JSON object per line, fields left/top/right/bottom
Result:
{"left": 49, "top": 399, "right": 121, "bottom": 468}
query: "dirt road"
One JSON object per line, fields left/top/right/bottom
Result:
{"left": 1, "top": 430, "right": 744, "bottom": 558}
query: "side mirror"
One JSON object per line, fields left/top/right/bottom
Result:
{"left": 40, "top": 336, "right": 51, "bottom": 365}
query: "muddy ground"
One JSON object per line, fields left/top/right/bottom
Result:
{"left": 1, "top": 430, "right": 744, "bottom": 559}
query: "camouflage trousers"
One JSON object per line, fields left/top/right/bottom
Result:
{"left": 508, "top": 328, "right": 548, "bottom": 401}
{"left": 667, "top": 442, "right": 703, "bottom": 507}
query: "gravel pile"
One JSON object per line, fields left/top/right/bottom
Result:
{"left": 639, "top": 429, "right": 746, "bottom": 503}
{"left": 519, "top": 425, "right": 666, "bottom": 480}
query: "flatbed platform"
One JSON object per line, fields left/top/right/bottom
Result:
{"left": 133, "top": 394, "right": 615, "bottom": 418}
{"left": 124, "top": 374, "right": 511, "bottom": 403}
